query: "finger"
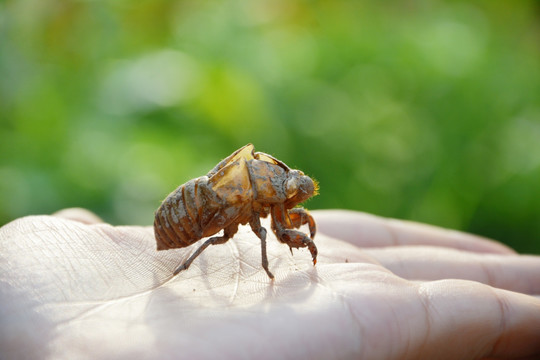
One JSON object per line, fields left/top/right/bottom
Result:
{"left": 364, "top": 246, "right": 540, "bottom": 295}
{"left": 416, "top": 280, "right": 540, "bottom": 359}
{"left": 313, "top": 209, "right": 515, "bottom": 254}
{"left": 52, "top": 207, "right": 104, "bottom": 224}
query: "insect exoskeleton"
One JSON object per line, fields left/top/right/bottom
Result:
{"left": 154, "top": 143, "right": 318, "bottom": 279}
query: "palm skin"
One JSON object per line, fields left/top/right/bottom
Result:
{"left": 1, "top": 208, "right": 539, "bottom": 359}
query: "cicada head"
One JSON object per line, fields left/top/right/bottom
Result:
{"left": 284, "top": 170, "right": 317, "bottom": 207}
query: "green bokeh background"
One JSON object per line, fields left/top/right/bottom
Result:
{"left": 1, "top": 0, "right": 539, "bottom": 254}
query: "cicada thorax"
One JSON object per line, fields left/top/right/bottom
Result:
{"left": 247, "top": 158, "right": 288, "bottom": 204}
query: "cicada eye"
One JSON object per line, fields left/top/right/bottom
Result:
{"left": 285, "top": 176, "right": 300, "bottom": 197}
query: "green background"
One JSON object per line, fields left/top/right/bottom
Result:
{"left": 1, "top": 0, "right": 539, "bottom": 254}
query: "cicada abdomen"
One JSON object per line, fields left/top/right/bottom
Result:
{"left": 154, "top": 178, "right": 207, "bottom": 250}
{"left": 154, "top": 171, "right": 250, "bottom": 251}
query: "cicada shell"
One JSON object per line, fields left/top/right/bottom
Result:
{"left": 154, "top": 144, "right": 318, "bottom": 279}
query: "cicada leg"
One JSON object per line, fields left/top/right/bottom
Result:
{"left": 288, "top": 207, "right": 316, "bottom": 239}
{"left": 271, "top": 205, "right": 318, "bottom": 266}
{"left": 249, "top": 214, "right": 274, "bottom": 280}
{"left": 173, "top": 223, "right": 239, "bottom": 275}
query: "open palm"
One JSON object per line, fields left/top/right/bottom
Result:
{"left": 1, "top": 208, "right": 539, "bottom": 359}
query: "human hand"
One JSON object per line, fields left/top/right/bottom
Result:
{"left": 1, "top": 208, "right": 539, "bottom": 359}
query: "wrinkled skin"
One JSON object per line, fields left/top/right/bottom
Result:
{"left": 1, "top": 208, "right": 540, "bottom": 359}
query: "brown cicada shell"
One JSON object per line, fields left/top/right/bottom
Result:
{"left": 154, "top": 144, "right": 318, "bottom": 279}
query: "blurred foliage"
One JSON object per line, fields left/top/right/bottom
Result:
{"left": 1, "top": 0, "right": 539, "bottom": 253}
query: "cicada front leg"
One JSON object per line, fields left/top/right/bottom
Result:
{"left": 271, "top": 205, "right": 318, "bottom": 266}
{"left": 288, "top": 207, "right": 316, "bottom": 239}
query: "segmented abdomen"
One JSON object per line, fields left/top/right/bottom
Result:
{"left": 154, "top": 178, "right": 204, "bottom": 250}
